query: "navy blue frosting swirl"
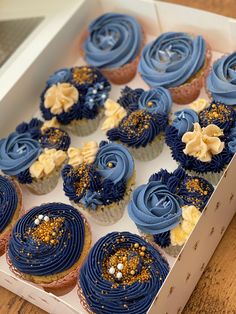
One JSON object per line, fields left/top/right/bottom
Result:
{"left": 16, "top": 118, "right": 43, "bottom": 140}
{"left": 199, "top": 102, "right": 236, "bottom": 134}
{"left": 228, "top": 122, "right": 236, "bottom": 153}
{"left": 0, "top": 176, "right": 18, "bottom": 233}
{"left": 16, "top": 169, "right": 33, "bottom": 185}
{"left": 39, "top": 127, "right": 71, "bottom": 151}
{"left": 8, "top": 203, "right": 85, "bottom": 276}
{"left": 165, "top": 125, "right": 233, "bottom": 173}
{"left": 40, "top": 67, "right": 111, "bottom": 125}
{"left": 172, "top": 109, "right": 199, "bottom": 136}
{"left": 79, "top": 231, "right": 169, "bottom": 314}
{"left": 117, "top": 86, "right": 144, "bottom": 112}
{"left": 153, "top": 231, "right": 171, "bottom": 248}
{"left": 107, "top": 110, "right": 167, "bottom": 148}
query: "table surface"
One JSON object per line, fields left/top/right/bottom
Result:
{"left": 1, "top": 0, "right": 236, "bottom": 313}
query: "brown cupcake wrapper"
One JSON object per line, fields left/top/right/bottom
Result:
{"left": 169, "top": 43, "right": 212, "bottom": 105}
{"left": 77, "top": 233, "right": 169, "bottom": 314}
{"left": 6, "top": 207, "right": 92, "bottom": 291}
{"left": 79, "top": 26, "right": 145, "bottom": 85}
{"left": 0, "top": 179, "right": 23, "bottom": 256}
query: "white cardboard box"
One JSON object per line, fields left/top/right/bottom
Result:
{"left": 0, "top": 1, "right": 236, "bottom": 313}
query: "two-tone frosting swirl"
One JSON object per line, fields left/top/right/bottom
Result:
{"left": 93, "top": 142, "right": 134, "bottom": 183}
{"left": 207, "top": 52, "right": 236, "bottom": 105}
{"left": 128, "top": 181, "right": 182, "bottom": 234}
{"left": 0, "top": 176, "right": 18, "bottom": 233}
{"left": 0, "top": 132, "right": 42, "bottom": 176}
{"left": 84, "top": 13, "right": 143, "bottom": 69}
{"left": 8, "top": 203, "right": 85, "bottom": 276}
{"left": 138, "top": 32, "right": 206, "bottom": 88}
{"left": 138, "top": 87, "right": 172, "bottom": 115}
{"left": 172, "top": 109, "right": 199, "bottom": 136}
{"left": 79, "top": 231, "right": 169, "bottom": 314}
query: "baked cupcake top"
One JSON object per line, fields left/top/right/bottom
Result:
{"left": 8, "top": 203, "right": 86, "bottom": 276}
{"left": 207, "top": 52, "right": 236, "bottom": 106}
{"left": 79, "top": 231, "right": 169, "bottom": 314}
{"left": 103, "top": 87, "right": 172, "bottom": 148}
{"left": 0, "top": 119, "right": 68, "bottom": 184}
{"left": 62, "top": 141, "right": 134, "bottom": 209}
{"left": 40, "top": 66, "right": 111, "bottom": 125}
{"left": 165, "top": 99, "right": 235, "bottom": 173}
{"left": 0, "top": 176, "right": 20, "bottom": 233}
{"left": 84, "top": 13, "right": 143, "bottom": 69}
{"left": 138, "top": 32, "right": 206, "bottom": 88}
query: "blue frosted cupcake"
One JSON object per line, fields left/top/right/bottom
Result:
{"left": 128, "top": 170, "right": 206, "bottom": 257}
{"left": 62, "top": 141, "right": 135, "bottom": 225}
{"left": 166, "top": 100, "right": 236, "bottom": 185}
{"left": 103, "top": 86, "right": 172, "bottom": 161}
{"left": 78, "top": 231, "right": 169, "bottom": 314}
{"left": 0, "top": 176, "right": 22, "bottom": 255}
{"left": 83, "top": 13, "right": 143, "bottom": 84}
{"left": 138, "top": 32, "right": 211, "bottom": 104}
{"left": 0, "top": 119, "right": 69, "bottom": 194}
{"left": 40, "top": 66, "right": 111, "bottom": 136}
{"left": 7, "top": 202, "right": 91, "bottom": 291}
{"left": 207, "top": 52, "right": 236, "bottom": 106}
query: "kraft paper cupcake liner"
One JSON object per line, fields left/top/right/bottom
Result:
{"left": 71, "top": 173, "right": 136, "bottom": 225}
{"left": 186, "top": 169, "right": 225, "bottom": 186}
{"left": 26, "top": 164, "right": 65, "bottom": 195}
{"left": 6, "top": 211, "right": 92, "bottom": 292}
{"left": 0, "top": 179, "right": 23, "bottom": 256}
{"left": 79, "top": 28, "right": 145, "bottom": 85}
{"left": 127, "top": 134, "right": 164, "bottom": 161}
{"left": 169, "top": 43, "right": 212, "bottom": 105}
{"left": 65, "top": 110, "right": 103, "bottom": 137}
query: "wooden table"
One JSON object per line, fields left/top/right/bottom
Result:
{"left": 1, "top": 1, "right": 236, "bottom": 313}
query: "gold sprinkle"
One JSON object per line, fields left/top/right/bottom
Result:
{"left": 134, "top": 243, "right": 139, "bottom": 248}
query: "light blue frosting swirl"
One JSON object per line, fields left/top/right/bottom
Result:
{"left": 207, "top": 52, "right": 236, "bottom": 105}
{"left": 128, "top": 181, "right": 182, "bottom": 234}
{"left": 138, "top": 32, "right": 206, "bottom": 88}
{"left": 172, "top": 108, "right": 199, "bottom": 136}
{"left": 0, "top": 132, "right": 42, "bottom": 176}
{"left": 84, "top": 12, "right": 143, "bottom": 69}
{"left": 93, "top": 142, "right": 134, "bottom": 184}
{"left": 46, "top": 68, "right": 72, "bottom": 86}
{"left": 138, "top": 87, "right": 172, "bottom": 114}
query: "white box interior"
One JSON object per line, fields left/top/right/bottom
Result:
{"left": 1, "top": 1, "right": 236, "bottom": 313}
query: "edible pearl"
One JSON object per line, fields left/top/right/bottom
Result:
{"left": 107, "top": 162, "right": 113, "bottom": 168}
{"left": 147, "top": 101, "right": 153, "bottom": 107}
{"left": 117, "top": 263, "right": 124, "bottom": 270}
{"left": 141, "top": 246, "right": 146, "bottom": 252}
{"left": 116, "top": 272, "right": 122, "bottom": 280}
{"left": 108, "top": 267, "right": 115, "bottom": 275}
{"left": 140, "top": 252, "right": 145, "bottom": 257}
{"left": 134, "top": 243, "right": 139, "bottom": 248}
{"left": 101, "top": 94, "right": 106, "bottom": 99}
{"left": 44, "top": 216, "right": 49, "bottom": 222}
{"left": 34, "top": 218, "right": 40, "bottom": 225}
{"left": 130, "top": 270, "right": 135, "bottom": 275}
{"left": 92, "top": 89, "right": 97, "bottom": 94}
{"left": 38, "top": 215, "right": 43, "bottom": 220}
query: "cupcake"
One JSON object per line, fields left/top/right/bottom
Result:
{"left": 7, "top": 203, "right": 91, "bottom": 291}
{"left": 165, "top": 99, "right": 236, "bottom": 185}
{"left": 0, "top": 118, "right": 69, "bottom": 194}
{"left": 78, "top": 231, "right": 169, "bottom": 314}
{"left": 138, "top": 32, "right": 212, "bottom": 104}
{"left": 103, "top": 86, "right": 172, "bottom": 161}
{"left": 128, "top": 171, "right": 206, "bottom": 257}
{"left": 0, "top": 176, "right": 23, "bottom": 255}
{"left": 40, "top": 66, "right": 111, "bottom": 136}
{"left": 83, "top": 13, "right": 144, "bottom": 84}
{"left": 62, "top": 141, "right": 135, "bottom": 225}
{"left": 207, "top": 52, "right": 236, "bottom": 106}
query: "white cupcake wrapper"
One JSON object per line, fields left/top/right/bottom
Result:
{"left": 186, "top": 169, "right": 225, "bottom": 186}
{"left": 127, "top": 134, "right": 164, "bottom": 161}
{"left": 26, "top": 166, "right": 62, "bottom": 195}
{"left": 65, "top": 110, "right": 103, "bottom": 136}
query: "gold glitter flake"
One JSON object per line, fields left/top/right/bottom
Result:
{"left": 72, "top": 66, "right": 95, "bottom": 85}
{"left": 121, "top": 110, "right": 151, "bottom": 137}
{"left": 74, "top": 162, "right": 91, "bottom": 196}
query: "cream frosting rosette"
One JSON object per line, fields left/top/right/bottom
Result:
{"left": 189, "top": 98, "right": 210, "bottom": 114}
{"left": 30, "top": 148, "right": 67, "bottom": 179}
{"left": 171, "top": 205, "right": 201, "bottom": 246}
{"left": 41, "top": 117, "right": 60, "bottom": 132}
{"left": 68, "top": 141, "right": 99, "bottom": 167}
{"left": 44, "top": 83, "right": 79, "bottom": 114}
{"left": 101, "top": 99, "right": 127, "bottom": 132}
{"left": 182, "top": 123, "right": 224, "bottom": 162}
